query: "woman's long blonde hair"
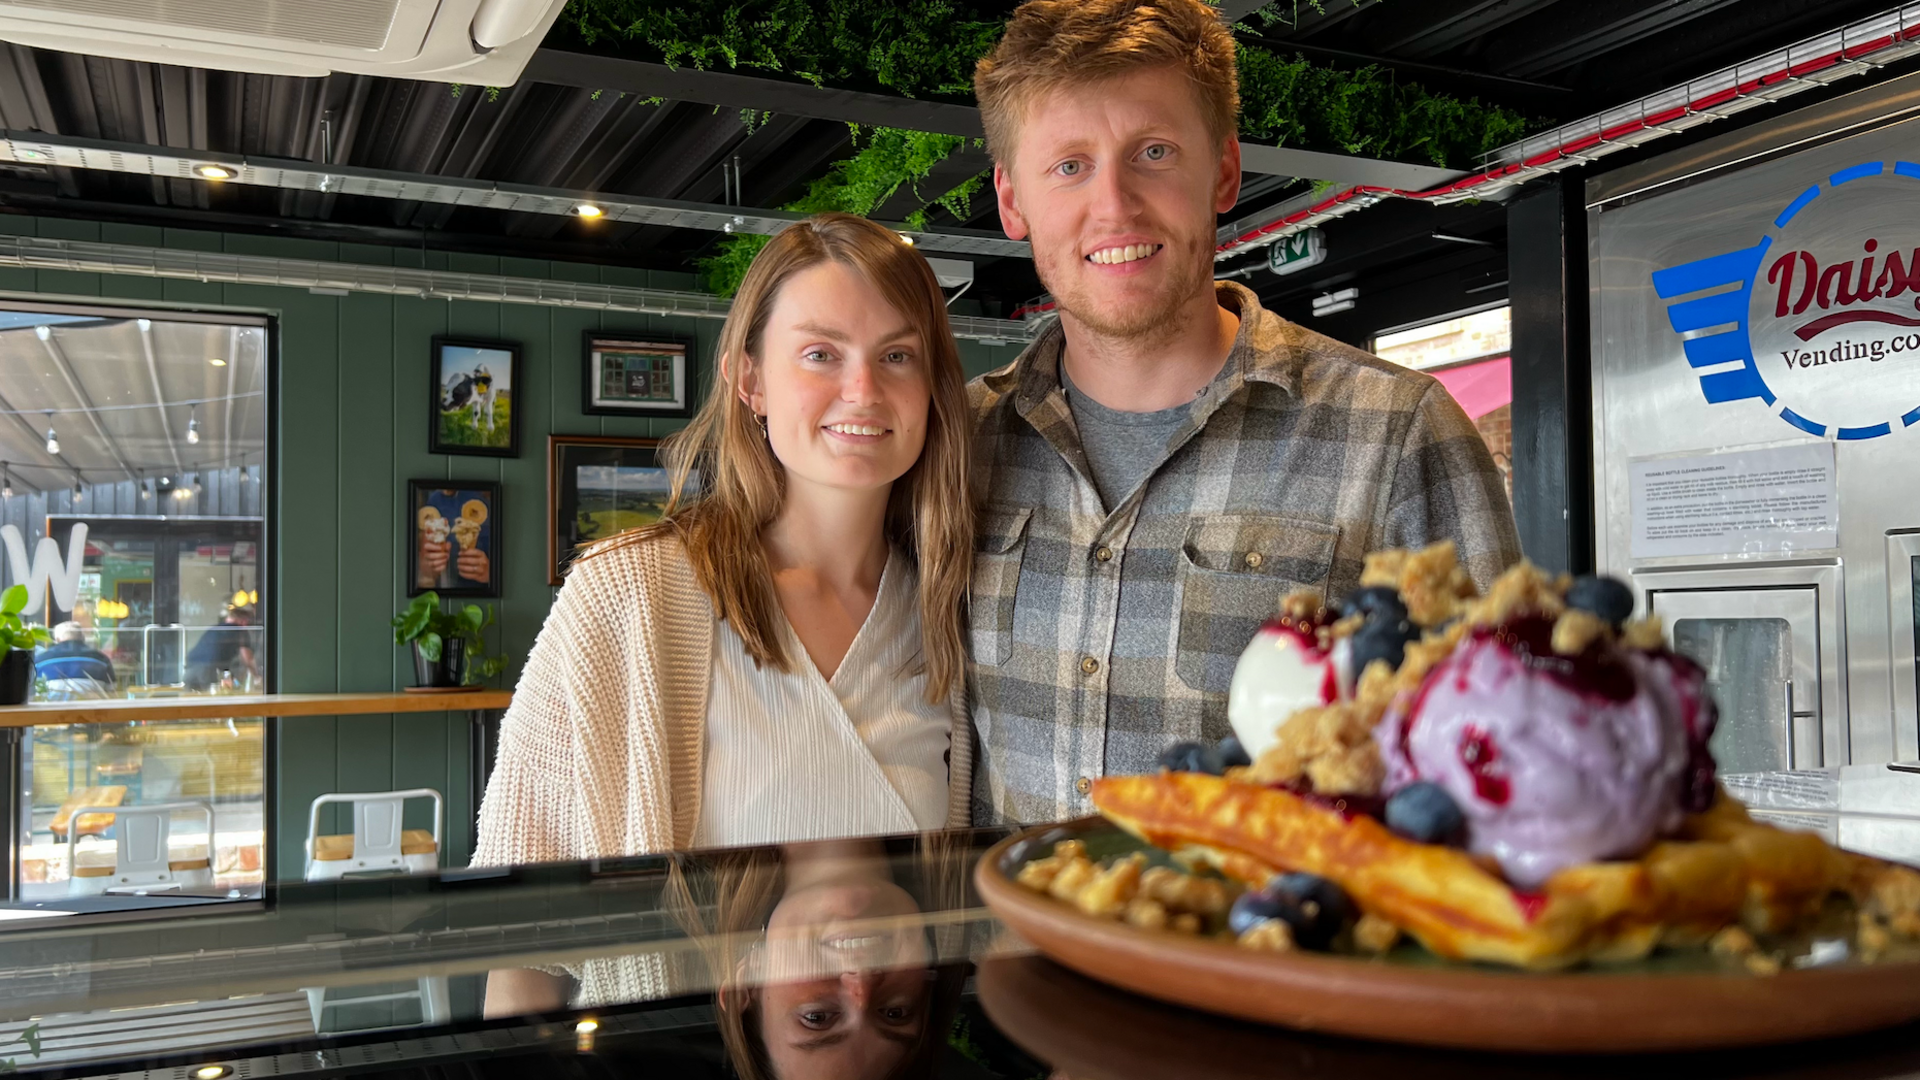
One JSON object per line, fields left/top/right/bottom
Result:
{"left": 588, "top": 212, "right": 972, "bottom": 703}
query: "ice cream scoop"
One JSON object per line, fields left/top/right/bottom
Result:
{"left": 1228, "top": 615, "right": 1346, "bottom": 761}
{"left": 452, "top": 517, "right": 481, "bottom": 551}
{"left": 1375, "top": 615, "right": 1714, "bottom": 890}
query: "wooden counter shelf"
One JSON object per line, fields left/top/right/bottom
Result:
{"left": 0, "top": 690, "right": 513, "bottom": 728}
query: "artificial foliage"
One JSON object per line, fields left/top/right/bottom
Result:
{"left": 566, "top": 0, "right": 1533, "bottom": 294}
{"left": 700, "top": 127, "right": 987, "bottom": 296}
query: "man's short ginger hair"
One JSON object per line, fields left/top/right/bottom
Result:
{"left": 974, "top": 0, "right": 1240, "bottom": 164}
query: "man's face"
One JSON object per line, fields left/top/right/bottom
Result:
{"left": 993, "top": 65, "right": 1241, "bottom": 339}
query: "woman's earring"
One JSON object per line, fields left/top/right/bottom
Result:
{"left": 756, "top": 413, "right": 769, "bottom": 441}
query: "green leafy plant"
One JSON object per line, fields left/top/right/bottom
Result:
{"left": 571, "top": 0, "right": 1533, "bottom": 296}
{"left": 0, "top": 585, "right": 51, "bottom": 653}
{"left": 0, "top": 1022, "right": 41, "bottom": 1073}
{"left": 391, "top": 591, "right": 509, "bottom": 685}
{"left": 701, "top": 125, "right": 986, "bottom": 295}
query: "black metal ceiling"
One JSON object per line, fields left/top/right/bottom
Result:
{"left": 0, "top": 0, "right": 1905, "bottom": 319}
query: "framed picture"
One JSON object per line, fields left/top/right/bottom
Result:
{"left": 431, "top": 337, "right": 521, "bottom": 456}
{"left": 548, "top": 436, "right": 689, "bottom": 584}
{"left": 583, "top": 332, "right": 696, "bottom": 418}
{"left": 409, "top": 480, "right": 502, "bottom": 597}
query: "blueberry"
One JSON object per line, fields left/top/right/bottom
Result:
{"left": 1156, "top": 741, "right": 1225, "bottom": 775}
{"left": 1217, "top": 734, "right": 1252, "bottom": 769}
{"left": 1348, "top": 615, "right": 1418, "bottom": 676}
{"left": 1339, "top": 585, "right": 1408, "bottom": 623}
{"left": 1384, "top": 781, "right": 1467, "bottom": 846}
{"left": 1267, "top": 872, "right": 1356, "bottom": 950}
{"left": 1228, "top": 888, "right": 1287, "bottom": 936}
{"left": 1567, "top": 575, "right": 1634, "bottom": 627}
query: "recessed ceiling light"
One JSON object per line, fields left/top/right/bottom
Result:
{"left": 209, "top": 358, "right": 227, "bottom": 366}
{"left": 570, "top": 203, "right": 604, "bottom": 218}
{"left": 897, "top": 233, "right": 915, "bottom": 246}
{"left": 193, "top": 1066, "right": 232, "bottom": 1080}
{"left": 18, "top": 149, "right": 46, "bottom": 161}
{"left": 195, "top": 163, "right": 237, "bottom": 181}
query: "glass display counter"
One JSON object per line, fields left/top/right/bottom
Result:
{"left": 3, "top": 823, "right": 1920, "bottom": 1080}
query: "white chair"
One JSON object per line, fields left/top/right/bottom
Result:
{"left": 65, "top": 801, "right": 215, "bottom": 897}
{"left": 303, "top": 788, "right": 443, "bottom": 882}
{"left": 300, "top": 788, "right": 449, "bottom": 1035}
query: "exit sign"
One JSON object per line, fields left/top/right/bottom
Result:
{"left": 1267, "top": 228, "right": 1327, "bottom": 275}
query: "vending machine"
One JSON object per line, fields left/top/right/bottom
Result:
{"left": 1588, "top": 77, "right": 1920, "bottom": 771}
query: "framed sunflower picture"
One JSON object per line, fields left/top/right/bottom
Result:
{"left": 431, "top": 337, "right": 521, "bottom": 457}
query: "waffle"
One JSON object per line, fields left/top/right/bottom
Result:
{"left": 1092, "top": 771, "right": 1919, "bottom": 970}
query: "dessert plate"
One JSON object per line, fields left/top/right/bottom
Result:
{"left": 975, "top": 817, "right": 1920, "bottom": 1053}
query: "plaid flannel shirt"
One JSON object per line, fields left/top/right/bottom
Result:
{"left": 966, "top": 282, "right": 1522, "bottom": 826}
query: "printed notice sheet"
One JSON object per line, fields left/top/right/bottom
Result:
{"left": 1629, "top": 442, "right": 1838, "bottom": 559}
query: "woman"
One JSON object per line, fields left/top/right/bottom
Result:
{"left": 475, "top": 212, "right": 974, "bottom": 1012}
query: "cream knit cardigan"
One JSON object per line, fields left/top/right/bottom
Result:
{"left": 472, "top": 532, "right": 974, "bottom": 867}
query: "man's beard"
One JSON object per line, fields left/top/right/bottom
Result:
{"left": 1040, "top": 237, "right": 1214, "bottom": 343}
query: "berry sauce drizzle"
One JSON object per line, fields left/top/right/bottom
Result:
{"left": 1457, "top": 725, "right": 1510, "bottom": 806}
{"left": 1480, "top": 614, "right": 1635, "bottom": 702}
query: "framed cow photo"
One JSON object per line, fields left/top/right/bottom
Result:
{"left": 431, "top": 337, "right": 521, "bottom": 457}
{"left": 583, "top": 332, "right": 696, "bottom": 418}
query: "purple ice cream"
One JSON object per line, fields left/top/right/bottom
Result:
{"left": 1375, "top": 615, "right": 1716, "bottom": 890}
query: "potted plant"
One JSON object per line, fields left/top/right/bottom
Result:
{"left": 0, "top": 585, "right": 50, "bottom": 705}
{"left": 392, "top": 591, "right": 509, "bottom": 689}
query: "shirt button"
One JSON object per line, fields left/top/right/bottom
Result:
{"left": 1094, "top": 545, "right": 1113, "bottom": 562}
{"left": 1244, "top": 551, "right": 1264, "bottom": 569}
{"left": 1075, "top": 777, "right": 1092, "bottom": 795}
{"left": 1080, "top": 656, "right": 1100, "bottom": 675}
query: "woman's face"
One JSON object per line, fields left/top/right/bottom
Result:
{"left": 754, "top": 872, "right": 931, "bottom": 1079}
{"left": 744, "top": 261, "right": 933, "bottom": 502}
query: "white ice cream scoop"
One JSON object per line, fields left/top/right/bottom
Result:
{"left": 1226, "top": 620, "right": 1348, "bottom": 761}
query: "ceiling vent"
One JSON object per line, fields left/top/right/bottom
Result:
{"left": 0, "top": 0, "right": 567, "bottom": 83}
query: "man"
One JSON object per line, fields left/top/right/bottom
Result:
{"left": 184, "top": 602, "right": 259, "bottom": 690}
{"left": 967, "top": 0, "right": 1522, "bottom": 825}
{"left": 37, "top": 621, "right": 116, "bottom": 696}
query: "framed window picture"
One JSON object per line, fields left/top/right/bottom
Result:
{"left": 549, "top": 436, "right": 690, "bottom": 584}
{"left": 409, "top": 480, "right": 502, "bottom": 597}
{"left": 431, "top": 337, "right": 521, "bottom": 457}
{"left": 583, "top": 332, "right": 696, "bottom": 418}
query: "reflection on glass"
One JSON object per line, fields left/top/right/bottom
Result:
{"left": 1673, "top": 617, "right": 1791, "bottom": 773}
{"left": 6, "top": 307, "right": 269, "bottom": 905}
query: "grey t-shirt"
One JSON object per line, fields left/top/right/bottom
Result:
{"left": 1062, "top": 362, "right": 1195, "bottom": 511}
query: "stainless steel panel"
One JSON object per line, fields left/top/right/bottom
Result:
{"left": 1588, "top": 114, "right": 1920, "bottom": 765}
{"left": 1887, "top": 532, "right": 1920, "bottom": 761}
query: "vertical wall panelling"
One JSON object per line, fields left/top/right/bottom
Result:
{"left": 0, "top": 212, "right": 1029, "bottom": 878}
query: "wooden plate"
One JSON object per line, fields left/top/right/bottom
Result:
{"left": 975, "top": 818, "right": 1920, "bottom": 1053}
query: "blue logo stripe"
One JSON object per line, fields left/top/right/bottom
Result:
{"left": 1651, "top": 241, "right": 1770, "bottom": 298}
{"left": 1903, "top": 405, "right": 1920, "bottom": 427}
{"left": 1830, "top": 161, "right": 1884, "bottom": 186}
{"left": 1897, "top": 162, "right": 1920, "bottom": 180}
{"left": 1773, "top": 187, "right": 1820, "bottom": 228}
{"left": 1703, "top": 369, "right": 1774, "bottom": 405}
{"left": 1663, "top": 291, "right": 1745, "bottom": 334}
{"left": 1780, "top": 407, "right": 1826, "bottom": 436}
{"left": 1838, "top": 422, "right": 1892, "bottom": 440}
{"left": 1680, "top": 331, "right": 1748, "bottom": 368}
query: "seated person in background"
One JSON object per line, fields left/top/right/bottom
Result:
{"left": 474, "top": 213, "right": 976, "bottom": 1014}
{"left": 184, "top": 602, "right": 258, "bottom": 690}
{"left": 36, "top": 621, "right": 115, "bottom": 696}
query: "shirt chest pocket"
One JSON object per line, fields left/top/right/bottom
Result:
{"left": 1175, "top": 514, "right": 1338, "bottom": 694}
{"left": 970, "top": 506, "right": 1032, "bottom": 666}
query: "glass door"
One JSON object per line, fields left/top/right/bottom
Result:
{"left": 1649, "top": 587, "right": 1822, "bottom": 772}
{"left": 1887, "top": 532, "right": 1920, "bottom": 762}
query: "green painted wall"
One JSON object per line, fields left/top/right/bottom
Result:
{"left": 0, "top": 213, "right": 1026, "bottom": 879}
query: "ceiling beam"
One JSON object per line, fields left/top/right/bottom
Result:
{"left": 524, "top": 47, "right": 1470, "bottom": 188}
{"left": 524, "top": 49, "right": 987, "bottom": 138}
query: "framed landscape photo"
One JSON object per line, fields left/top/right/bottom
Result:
{"left": 548, "top": 436, "right": 690, "bottom": 584}
{"left": 409, "top": 480, "right": 502, "bottom": 597}
{"left": 583, "top": 333, "right": 696, "bottom": 418}
{"left": 431, "top": 337, "right": 520, "bottom": 457}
